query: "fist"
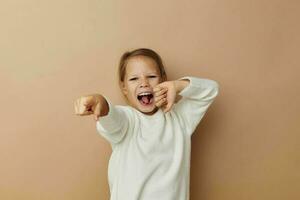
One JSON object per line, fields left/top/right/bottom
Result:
{"left": 153, "top": 81, "right": 177, "bottom": 113}
{"left": 74, "top": 94, "right": 102, "bottom": 121}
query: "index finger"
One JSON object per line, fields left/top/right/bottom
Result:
{"left": 153, "top": 86, "right": 162, "bottom": 92}
{"left": 153, "top": 86, "right": 167, "bottom": 92}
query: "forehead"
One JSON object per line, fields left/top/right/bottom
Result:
{"left": 125, "top": 56, "right": 160, "bottom": 75}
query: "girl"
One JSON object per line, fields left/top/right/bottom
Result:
{"left": 74, "top": 48, "right": 219, "bottom": 200}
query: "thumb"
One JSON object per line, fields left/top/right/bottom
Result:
{"left": 93, "top": 102, "right": 101, "bottom": 121}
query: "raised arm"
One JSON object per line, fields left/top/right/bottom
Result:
{"left": 173, "top": 76, "right": 219, "bottom": 135}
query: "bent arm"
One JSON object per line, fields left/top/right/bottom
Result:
{"left": 173, "top": 76, "right": 219, "bottom": 135}
{"left": 174, "top": 79, "right": 190, "bottom": 94}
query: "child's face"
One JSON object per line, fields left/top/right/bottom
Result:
{"left": 121, "top": 56, "right": 162, "bottom": 115}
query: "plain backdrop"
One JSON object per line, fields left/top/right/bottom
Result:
{"left": 0, "top": 0, "right": 299, "bottom": 199}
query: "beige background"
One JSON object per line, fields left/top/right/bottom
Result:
{"left": 1, "top": 0, "right": 299, "bottom": 199}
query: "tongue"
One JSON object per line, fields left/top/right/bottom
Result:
{"left": 141, "top": 96, "right": 150, "bottom": 104}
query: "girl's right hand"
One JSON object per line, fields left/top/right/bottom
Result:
{"left": 74, "top": 94, "right": 102, "bottom": 121}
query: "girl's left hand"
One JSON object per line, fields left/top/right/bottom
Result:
{"left": 153, "top": 81, "right": 177, "bottom": 113}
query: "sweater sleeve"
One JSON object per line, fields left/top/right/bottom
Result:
{"left": 95, "top": 97, "right": 129, "bottom": 144}
{"left": 173, "top": 76, "right": 219, "bottom": 135}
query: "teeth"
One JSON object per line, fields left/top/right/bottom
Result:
{"left": 138, "top": 92, "right": 151, "bottom": 96}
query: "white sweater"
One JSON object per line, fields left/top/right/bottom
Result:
{"left": 96, "top": 76, "right": 219, "bottom": 200}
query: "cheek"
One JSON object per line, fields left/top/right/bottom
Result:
{"left": 150, "top": 78, "right": 161, "bottom": 85}
{"left": 126, "top": 85, "right": 137, "bottom": 97}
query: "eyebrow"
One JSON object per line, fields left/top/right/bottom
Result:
{"left": 129, "top": 73, "right": 159, "bottom": 77}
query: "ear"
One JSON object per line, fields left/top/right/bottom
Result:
{"left": 120, "top": 81, "right": 128, "bottom": 96}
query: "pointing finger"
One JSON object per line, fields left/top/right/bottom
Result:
{"left": 74, "top": 99, "right": 81, "bottom": 115}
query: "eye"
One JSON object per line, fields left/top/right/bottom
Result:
{"left": 129, "top": 77, "right": 138, "bottom": 81}
{"left": 148, "top": 75, "right": 157, "bottom": 78}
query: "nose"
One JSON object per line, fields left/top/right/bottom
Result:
{"left": 139, "top": 77, "right": 150, "bottom": 88}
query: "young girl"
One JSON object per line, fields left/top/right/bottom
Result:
{"left": 74, "top": 48, "right": 219, "bottom": 200}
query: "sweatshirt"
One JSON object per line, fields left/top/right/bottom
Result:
{"left": 96, "top": 76, "right": 219, "bottom": 200}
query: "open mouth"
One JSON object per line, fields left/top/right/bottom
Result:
{"left": 137, "top": 92, "right": 154, "bottom": 106}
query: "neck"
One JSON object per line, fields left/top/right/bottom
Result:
{"left": 141, "top": 107, "right": 159, "bottom": 115}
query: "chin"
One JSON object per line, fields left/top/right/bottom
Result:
{"left": 140, "top": 107, "right": 158, "bottom": 115}
{"left": 136, "top": 103, "right": 158, "bottom": 115}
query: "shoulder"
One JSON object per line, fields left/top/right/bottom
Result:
{"left": 114, "top": 104, "right": 137, "bottom": 120}
{"left": 115, "top": 104, "right": 133, "bottom": 113}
